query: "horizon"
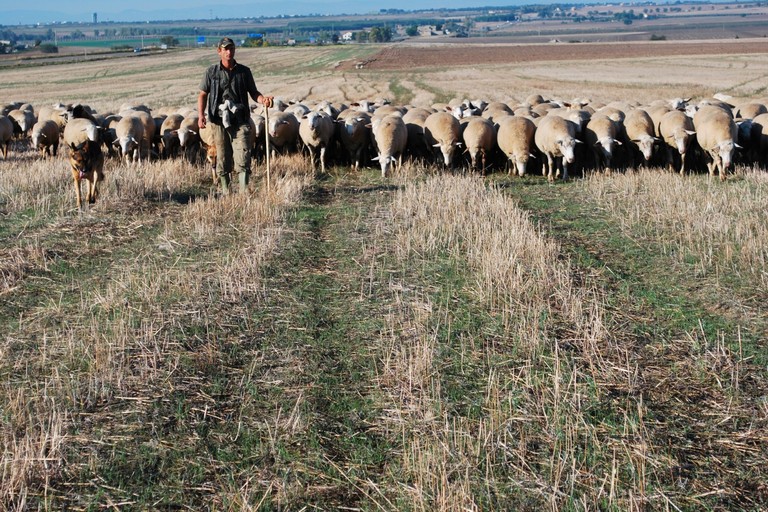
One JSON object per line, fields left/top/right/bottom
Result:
{"left": 3, "top": 1, "right": 517, "bottom": 26}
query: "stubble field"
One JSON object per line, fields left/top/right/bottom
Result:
{"left": 1, "top": 41, "right": 767, "bottom": 511}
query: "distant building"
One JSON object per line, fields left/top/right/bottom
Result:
{"left": 93, "top": 12, "right": 97, "bottom": 24}
{"left": 342, "top": 32, "right": 354, "bottom": 42}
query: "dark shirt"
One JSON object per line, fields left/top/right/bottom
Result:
{"left": 200, "top": 60, "right": 260, "bottom": 125}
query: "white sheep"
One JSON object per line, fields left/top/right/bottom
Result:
{"left": 299, "top": 110, "right": 335, "bottom": 173}
{"left": 119, "top": 109, "right": 155, "bottom": 161}
{"left": 7, "top": 108, "right": 35, "bottom": 138}
{"left": 177, "top": 115, "right": 200, "bottom": 162}
{"left": 267, "top": 110, "right": 300, "bottom": 156}
{"left": 693, "top": 105, "right": 740, "bottom": 180}
{"left": 63, "top": 118, "right": 101, "bottom": 147}
{"left": 370, "top": 114, "right": 407, "bottom": 178}
{"left": 734, "top": 102, "right": 767, "bottom": 120}
{"left": 402, "top": 107, "right": 433, "bottom": 162}
{"left": 584, "top": 114, "right": 622, "bottom": 172}
{"left": 495, "top": 115, "right": 536, "bottom": 177}
{"left": 658, "top": 110, "right": 696, "bottom": 174}
{"left": 159, "top": 113, "right": 184, "bottom": 158}
{"left": 113, "top": 115, "right": 145, "bottom": 163}
{"left": 623, "top": 108, "right": 658, "bottom": 167}
{"left": 424, "top": 111, "right": 461, "bottom": 168}
{"left": 460, "top": 116, "right": 495, "bottom": 172}
{"left": 31, "top": 119, "right": 60, "bottom": 158}
{"left": 337, "top": 109, "right": 372, "bottom": 171}
{"left": 534, "top": 114, "right": 581, "bottom": 182}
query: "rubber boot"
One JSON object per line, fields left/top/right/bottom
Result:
{"left": 219, "top": 174, "right": 231, "bottom": 195}
{"left": 239, "top": 170, "right": 250, "bottom": 193}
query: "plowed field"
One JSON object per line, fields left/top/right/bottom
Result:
{"left": 345, "top": 39, "right": 768, "bottom": 70}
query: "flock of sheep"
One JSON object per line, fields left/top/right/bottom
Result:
{"left": 1, "top": 92, "right": 767, "bottom": 206}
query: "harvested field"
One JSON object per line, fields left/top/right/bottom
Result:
{"left": 350, "top": 39, "right": 768, "bottom": 69}
{"left": 1, "top": 41, "right": 768, "bottom": 511}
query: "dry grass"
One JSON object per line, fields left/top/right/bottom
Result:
{"left": 374, "top": 173, "right": 767, "bottom": 509}
{"left": 585, "top": 168, "right": 768, "bottom": 290}
{"left": 0, "top": 147, "right": 315, "bottom": 508}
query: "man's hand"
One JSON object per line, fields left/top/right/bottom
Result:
{"left": 198, "top": 114, "right": 206, "bottom": 130}
{"left": 261, "top": 95, "right": 275, "bottom": 109}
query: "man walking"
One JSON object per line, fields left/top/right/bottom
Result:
{"left": 198, "top": 37, "right": 274, "bottom": 193}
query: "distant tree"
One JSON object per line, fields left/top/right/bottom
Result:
{"left": 39, "top": 44, "right": 58, "bottom": 53}
{"left": 406, "top": 24, "right": 419, "bottom": 37}
{"left": 159, "top": 36, "right": 180, "bottom": 47}
{"left": 71, "top": 29, "right": 85, "bottom": 39}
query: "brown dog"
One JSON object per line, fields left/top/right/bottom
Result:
{"left": 68, "top": 140, "right": 105, "bottom": 209}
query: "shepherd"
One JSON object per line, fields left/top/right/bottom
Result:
{"left": 198, "top": 37, "right": 274, "bottom": 194}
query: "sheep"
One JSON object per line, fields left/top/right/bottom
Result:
{"left": 734, "top": 102, "right": 767, "bottom": 120}
{"left": 495, "top": 115, "right": 536, "bottom": 177}
{"left": 424, "top": 111, "right": 462, "bottom": 168}
{"left": 1, "top": 102, "right": 22, "bottom": 116}
{"left": 693, "top": 105, "right": 740, "bottom": 180}
{"left": 548, "top": 106, "right": 591, "bottom": 135}
{"left": 372, "top": 104, "right": 406, "bottom": 119}
{"left": 748, "top": 112, "right": 768, "bottom": 167}
{"left": 267, "top": 110, "right": 301, "bottom": 156}
{"left": 336, "top": 109, "right": 372, "bottom": 171}
{"left": 36, "top": 104, "right": 73, "bottom": 135}
{"left": 30, "top": 119, "right": 60, "bottom": 158}
{"left": 7, "top": 108, "right": 35, "bottom": 138}
{"left": 100, "top": 115, "right": 122, "bottom": 158}
{"left": 534, "top": 114, "right": 581, "bottom": 182}
{"left": 177, "top": 115, "right": 200, "bottom": 162}
{"left": 370, "top": 114, "right": 407, "bottom": 178}
{"left": 584, "top": 114, "right": 622, "bottom": 172}
{"left": 119, "top": 109, "right": 155, "bottom": 161}
{"left": 113, "top": 115, "right": 145, "bottom": 163}
{"left": 482, "top": 101, "right": 513, "bottom": 122}
{"left": 623, "top": 108, "right": 658, "bottom": 167}
{"left": 460, "top": 117, "right": 495, "bottom": 172}
{"left": 299, "top": 110, "right": 335, "bottom": 173}
{"left": 250, "top": 114, "right": 266, "bottom": 163}
{"left": 62, "top": 118, "right": 101, "bottom": 147}
{"left": 402, "top": 107, "right": 433, "bottom": 162}
{"left": 658, "top": 110, "right": 696, "bottom": 174}
{"left": 159, "top": 113, "right": 184, "bottom": 158}
{"left": 646, "top": 104, "right": 672, "bottom": 135}
{"left": 0, "top": 115, "right": 13, "bottom": 158}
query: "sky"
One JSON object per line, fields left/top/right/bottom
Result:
{"left": 2, "top": 1, "right": 505, "bottom": 25}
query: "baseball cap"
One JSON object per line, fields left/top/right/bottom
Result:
{"left": 218, "top": 37, "right": 235, "bottom": 49}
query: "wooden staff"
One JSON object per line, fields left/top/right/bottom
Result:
{"left": 264, "top": 106, "right": 271, "bottom": 192}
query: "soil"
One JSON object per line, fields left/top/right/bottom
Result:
{"left": 341, "top": 39, "right": 768, "bottom": 71}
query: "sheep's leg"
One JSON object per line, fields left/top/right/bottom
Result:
{"left": 545, "top": 154, "right": 555, "bottom": 182}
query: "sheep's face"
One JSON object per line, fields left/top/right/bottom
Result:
{"left": 716, "top": 141, "right": 736, "bottom": 168}
{"left": 557, "top": 137, "right": 577, "bottom": 163}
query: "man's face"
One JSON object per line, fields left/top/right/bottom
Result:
{"left": 218, "top": 45, "right": 235, "bottom": 61}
